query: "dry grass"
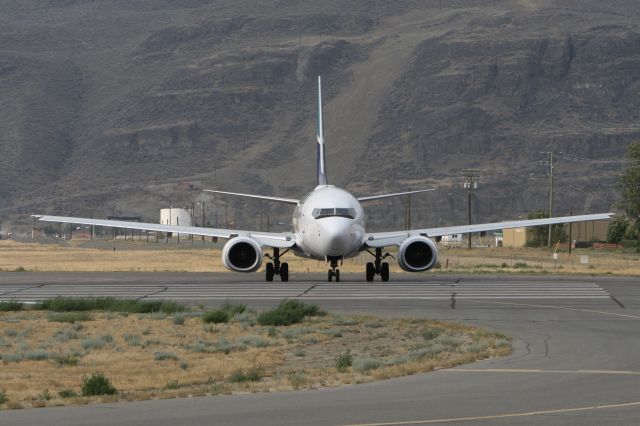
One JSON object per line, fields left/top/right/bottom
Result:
{"left": 2, "top": 240, "right": 638, "bottom": 275}
{"left": 437, "top": 246, "right": 640, "bottom": 275}
{"left": 0, "top": 308, "right": 510, "bottom": 410}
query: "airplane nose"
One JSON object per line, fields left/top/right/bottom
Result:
{"left": 319, "top": 218, "right": 353, "bottom": 254}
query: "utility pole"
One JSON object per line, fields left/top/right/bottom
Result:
{"left": 404, "top": 192, "right": 411, "bottom": 230}
{"left": 542, "top": 152, "right": 555, "bottom": 248}
{"left": 568, "top": 207, "right": 573, "bottom": 255}
{"left": 463, "top": 171, "right": 480, "bottom": 249}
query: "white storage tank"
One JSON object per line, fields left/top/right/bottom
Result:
{"left": 160, "top": 208, "right": 192, "bottom": 236}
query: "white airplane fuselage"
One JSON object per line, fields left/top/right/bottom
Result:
{"left": 293, "top": 185, "right": 365, "bottom": 260}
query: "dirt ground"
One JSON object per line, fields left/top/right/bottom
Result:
{"left": 0, "top": 308, "right": 510, "bottom": 410}
{"left": 0, "top": 240, "right": 638, "bottom": 275}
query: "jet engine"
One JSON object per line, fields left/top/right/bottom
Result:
{"left": 397, "top": 236, "right": 438, "bottom": 272}
{"left": 222, "top": 237, "right": 263, "bottom": 272}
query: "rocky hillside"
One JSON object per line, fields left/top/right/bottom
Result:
{"left": 1, "top": 0, "right": 639, "bottom": 232}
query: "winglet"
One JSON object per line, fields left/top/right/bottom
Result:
{"left": 316, "top": 76, "right": 328, "bottom": 186}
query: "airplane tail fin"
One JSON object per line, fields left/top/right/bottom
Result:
{"left": 316, "top": 76, "right": 328, "bottom": 186}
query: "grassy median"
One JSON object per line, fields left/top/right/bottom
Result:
{"left": 0, "top": 298, "right": 511, "bottom": 410}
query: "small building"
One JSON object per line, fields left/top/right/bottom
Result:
{"left": 502, "top": 227, "right": 529, "bottom": 248}
{"left": 502, "top": 219, "right": 610, "bottom": 247}
{"left": 441, "top": 234, "right": 463, "bottom": 246}
{"left": 160, "top": 208, "right": 192, "bottom": 227}
{"left": 568, "top": 220, "right": 608, "bottom": 242}
{"left": 160, "top": 208, "right": 192, "bottom": 237}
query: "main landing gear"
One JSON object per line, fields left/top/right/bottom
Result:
{"left": 366, "top": 247, "right": 392, "bottom": 282}
{"left": 327, "top": 256, "right": 341, "bottom": 282}
{"left": 265, "top": 248, "right": 289, "bottom": 282}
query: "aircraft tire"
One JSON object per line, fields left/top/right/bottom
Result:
{"left": 280, "top": 263, "right": 289, "bottom": 282}
{"left": 266, "top": 263, "right": 274, "bottom": 282}
{"left": 328, "top": 269, "right": 333, "bottom": 282}
{"left": 366, "top": 262, "right": 375, "bottom": 282}
{"left": 335, "top": 269, "right": 340, "bottom": 282}
{"left": 381, "top": 262, "right": 390, "bottom": 282}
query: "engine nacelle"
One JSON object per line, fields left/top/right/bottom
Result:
{"left": 397, "top": 236, "right": 438, "bottom": 272}
{"left": 222, "top": 237, "right": 263, "bottom": 272}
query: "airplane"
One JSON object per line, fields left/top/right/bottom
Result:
{"left": 34, "top": 76, "right": 612, "bottom": 283}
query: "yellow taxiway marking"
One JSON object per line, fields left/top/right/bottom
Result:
{"left": 448, "top": 368, "right": 640, "bottom": 375}
{"left": 470, "top": 299, "right": 640, "bottom": 320}
{"left": 341, "top": 401, "right": 640, "bottom": 426}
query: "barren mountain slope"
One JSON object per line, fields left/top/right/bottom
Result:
{"left": 1, "top": 0, "right": 639, "bottom": 231}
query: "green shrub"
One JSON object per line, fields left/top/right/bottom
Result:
{"left": 4, "top": 329, "right": 17, "bottom": 337}
{"left": 154, "top": 351, "right": 178, "bottom": 361}
{"left": 435, "top": 335, "right": 464, "bottom": 348}
{"left": 324, "top": 329, "right": 343, "bottom": 338}
{"left": 52, "top": 353, "right": 80, "bottom": 366}
{"left": 123, "top": 334, "right": 141, "bottom": 346}
{"left": 257, "top": 300, "right": 324, "bottom": 326}
{"left": 467, "top": 343, "right": 488, "bottom": 353}
{"left": 0, "top": 300, "right": 23, "bottom": 312}
{"left": 1, "top": 353, "right": 23, "bottom": 363}
{"left": 172, "top": 314, "right": 185, "bottom": 325}
{"left": 237, "top": 335, "right": 268, "bottom": 348}
{"left": 332, "top": 317, "right": 358, "bottom": 326}
{"left": 282, "top": 327, "right": 312, "bottom": 340}
{"left": 35, "top": 297, "right": 185, "bottom": 313}
{"left": 495, "top": 338, "right": 510, "bottom": 348}
{"left": 421, "top": 329, "right": 441, "bottom": 340}
{"left": 81, "top": 335, "right": 113, "bottom": 351}
{"left": 228, "top": 367, "right": 263, "bottom": 383}
{"left": 48, "top": 312, "right": 92, "bottom": 323}
{"left": 219, "top": 302, "right": 247, "bottom": 316}
{"left": 202, "top": 310, "right": 230, "bottom": 324}
{"left": 353, "top": 357, "right": 382, "bottom": 372}
{"left": 58, "top": 389, "right": 77, "bottom": 399}
{"left": 0, "top": 389, "right": 6, "bottom": 404}
{"left": 335, "top": 351, "right": 353, "bottom": 372}
{"left": 165, "top": 380, "right": 180, "bottom": 390}
{"left": 607, "top": 214, "right": 629, "bottom": 244}
{"left": 53, "top": 329, "right": 78, "bottom": 342}
{"left": 37, "top": 390, "right": 52, "bottom": 401}
{"left": 512, "top": 262, "right": 528, "bottom": 269}
{"left": 23, "top": 349, "right": 50, "bottom": 361}
{"left": 81, "top": 372, "right": 117, "bottom": 396}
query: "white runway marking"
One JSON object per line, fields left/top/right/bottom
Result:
{"left": 341, "top": 400, "right": 640, "bottom": 426}
{"left": 0, "top": 280, "right": 611, "bottom": 301}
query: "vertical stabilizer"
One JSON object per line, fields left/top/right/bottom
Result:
{"left": 316, "top": 76, "right": 328, "bottom": 186}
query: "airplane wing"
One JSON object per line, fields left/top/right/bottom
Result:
{"left": 203, "top": 190, "right": 299, "bottom": 205}
{"left": 357, "top": 188, "right": 435, "bottom": 202}
{"left": 34, "top": 215, "right": 296, "bottom": 248}
{"left": 364, "top": 213, "right": 614, "bottom": 247}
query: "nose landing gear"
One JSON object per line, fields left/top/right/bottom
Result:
{"left": 327, "top": 256, "right": 342, "bottom": 282}
{"left": 366, "top": 248, "right": 393, "bottom": 282}
{"left": 265, "top": 248, "right": 290, "bottom": 282}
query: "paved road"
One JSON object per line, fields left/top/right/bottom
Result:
{"left": 1, "top": 272, "right": 640, "bottom": 425}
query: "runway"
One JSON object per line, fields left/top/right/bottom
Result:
{"left": 1, "top": 272, "right": 640, "bottom": 425}
{"left": 0, "top": 272, "right": 614, "bottom": 301}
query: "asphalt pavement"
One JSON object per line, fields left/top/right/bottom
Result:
{"left": 1, "top": 272, "right": 639, "bottom": 425}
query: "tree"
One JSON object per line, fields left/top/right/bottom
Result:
{"left": 607, "top": 214, "right": 628, "bottom": 244}
{"left": 619, "top": 140, "right": 640, "bottom": 232}
{"left": 525, "top": 210, "right": 567, "bottom": 247}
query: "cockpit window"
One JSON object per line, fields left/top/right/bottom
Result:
{"left": 312, "top": 208, "right": 356, "bottom": 219}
